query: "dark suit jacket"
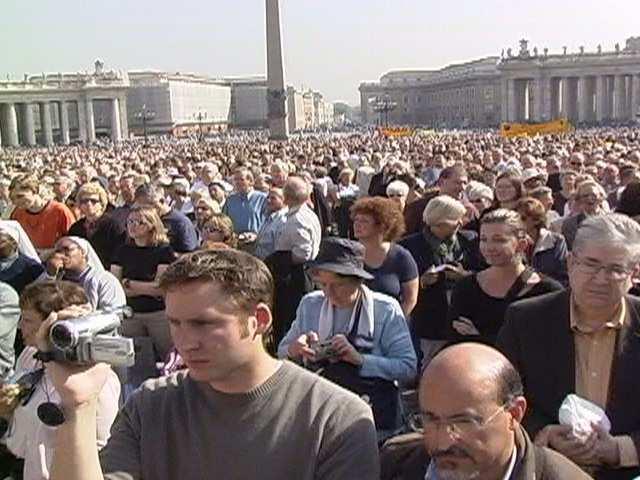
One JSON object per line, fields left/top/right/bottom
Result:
{"left": 402, "top": 190, "right": 440, "bottom": 235}
{"left": 398, "top": 229, "right": 482, "bottom": 340}
{"left": 560, "top": 213, "right": 586, "bottom": 251}
{"left": 497, "top": 290, "right": 640, "bottom": 480}
{"left": 368, "top": 171, "right": 388, "bottom": 197}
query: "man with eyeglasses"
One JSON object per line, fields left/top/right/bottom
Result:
{"left": 380, "top": 343, "right": 588, "bottom": 479}
{"left": 498, "top": 213, "right": 640, "bottom": 479}
{"left": 561, "top": 180, "right": 607, "bottom": 251}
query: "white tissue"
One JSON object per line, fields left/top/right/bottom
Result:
{"left": 558, "top": 394, "right": 611, "bottom": 441}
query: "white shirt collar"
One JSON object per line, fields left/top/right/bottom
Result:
{"left": 501, "top": 446, "right": 518, "bottom": 480}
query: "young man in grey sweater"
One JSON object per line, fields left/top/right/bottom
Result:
{"left": 41, "top": 249, "right": 379, "bottom": 480}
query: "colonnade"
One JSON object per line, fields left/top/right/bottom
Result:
{"left": 0, "top": 96, "right": 128, "bottom": 147}
{"left": 503, "top": 73, "right": 640, "bottom": 123}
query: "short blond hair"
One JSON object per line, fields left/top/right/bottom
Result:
{"left": 76, "top": 182, "right": 108, "bottom": 209}
{"left": 9, "top": 174, "right": 40, "bottom": 194}
{"left": 423, "top": 195, "right": 466, "bottom": 226}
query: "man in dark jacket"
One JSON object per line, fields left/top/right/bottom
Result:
{"left": 498, "top": 213, "right": 640, "bottom": 480}
{"left": 403, "top": 166, "right": 468, "bottom": 235}
{"left": 380, "top": 343, "right": 590, "bottom": 480}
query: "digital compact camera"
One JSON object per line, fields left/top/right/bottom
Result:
{"left": 47, "top": 309, "right": 135, "bottom": 367}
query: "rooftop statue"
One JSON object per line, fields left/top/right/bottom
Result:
{"left": 94, "top": 59, "right": 105, "bottom": 75}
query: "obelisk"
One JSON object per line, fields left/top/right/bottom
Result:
{"left": 265, "top": 0, "right": 289, "bottom": 140}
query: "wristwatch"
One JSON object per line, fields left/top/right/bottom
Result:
{"left": 122, "top": 279, "right": 131, "bottom": 289}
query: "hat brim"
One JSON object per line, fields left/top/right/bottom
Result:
{"left": 306, "top": 261, "right": 374, "bottom": 280}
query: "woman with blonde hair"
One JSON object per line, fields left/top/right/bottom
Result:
{"left": 68, "top": 182, "right": 126, "bottom": 269}
{"left": 447, "top": 208, "right": 561, "bottom": 345}
{"left": 200, "top": 213, "right": 238, "bottom": 249}
{"left": 110, "top": 205, "right": 176, "bottom": 363}
{"left": 193, "top": 196, "right": 222, "bottom": 237}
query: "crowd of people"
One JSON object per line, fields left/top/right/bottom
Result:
{"left": 0, "top": 125, "right": 639, "bottom": 479}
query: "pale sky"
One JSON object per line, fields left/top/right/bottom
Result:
{"left": 2, "top": 0, "right": 639, "bottom": 105}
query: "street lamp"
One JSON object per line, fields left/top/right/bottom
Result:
{"left": 194, "top": 110, "right": 208, "bottom": 142}
{"left": 369, "top": 94, "right": 397, "bottom": 126}
{"left": 134, "top": 104, "right": 156, "bottom": 145}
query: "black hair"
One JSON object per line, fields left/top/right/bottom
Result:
{"left": 495, "top": 362, "right": 524, "bottom": 405}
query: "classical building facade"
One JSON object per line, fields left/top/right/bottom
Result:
{"left": 0, "top": 60, "right": 128, "bottom": 147}
{"left": 499, "top": 38, "right": 640, "bottom": 124}
{"left": 0, "top": 61, "right": 337, "bottom": 147}
{"left": 125, "top": 71, "right": 232, "bottom": 136}
{"left": 360, "top": 57, "right": 502, "bottom": 128}
{"left": 359, "top": 36, "right": 640, "bottom": 128}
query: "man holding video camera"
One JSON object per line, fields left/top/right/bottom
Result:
{"left": 41, "top": 249, "right": 379, "bottom": 480}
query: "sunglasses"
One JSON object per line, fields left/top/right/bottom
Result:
{"left": 127, "top": 219, "right": 147, "bottom": 226}
{"left": 78, "top": 198, "right": 101, "bottom": 205}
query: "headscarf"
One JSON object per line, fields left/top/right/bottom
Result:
{"left": 0, "top": 220, "right": 41, "bottom": 263}
{"left": 63, "top": 236, "right": 105, "bottom": 273}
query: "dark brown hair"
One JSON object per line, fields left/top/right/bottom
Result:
{"left": 515, "top": 197, "right": 547, "bottom": 230}
{"left": 20, "top": 281, "right": 88, "bottom": 318}
{"left": 159, "top": 249, "right": 274, "bottom": 312}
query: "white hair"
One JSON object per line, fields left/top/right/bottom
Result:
{"left": 573, "top": 213, "right": 640, "bottom": 264}
{"left": 467, "top": 183, "right": 494, "bottom": 202}
{"left": 423, "top": 195, "right": 467, "bottom": 226}
{"left": 386, "top": 180, "right": 409, "bottom": 197}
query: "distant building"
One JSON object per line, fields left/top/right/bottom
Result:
{"left": 0, "top": 62, "right": 336, "bottom": 147}
{"left": 360, "top": 36, "right": 640, "bottom": 128}
{"left": 124, "top": 71, "right": 232, "bottom": 136}
{"left": 359, "top": 57, "right": 502, "bottom": 128}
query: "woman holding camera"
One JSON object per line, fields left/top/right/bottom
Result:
{"left": 278, "top": 238, "right": 416, "bottom": 439}
{"left": 1, "top": 281, "right": 120, "bottom": 480}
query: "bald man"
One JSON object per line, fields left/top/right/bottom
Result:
{"left": 381, "top": 343, "right": 589, "bottom": 479}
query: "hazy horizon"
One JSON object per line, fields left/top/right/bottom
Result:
{"left": 2, "top": 0, "right": 639, "bottom": 105}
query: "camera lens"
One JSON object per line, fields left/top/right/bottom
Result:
{"left": 50, "top": 324, "right": 74, "bottom": 349}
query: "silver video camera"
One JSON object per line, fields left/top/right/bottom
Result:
{"left": 47, "top": 308, "right": 135, "bottom": 367}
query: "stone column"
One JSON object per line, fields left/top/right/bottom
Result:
{"left": 532, "top": 77, "right": 551, "bottom": 122}
{"left": 59, "top": 101, "right": 70, "bottom": 145}
{"left": 595, "top": 76, "right": 607, "bottom": 122}
{"left": 506, "top": 79, "right": 517, "bottom": 122}
{"left": 577, "top": 77, "right": 590, "bottom": 123}
{"left": 2, "top": 103, "right": 20, "bottom": 147}
{"left": 76, "top": 100, "right": 87, "bottom": 143}
{"left": 110, "top": 98, "right": 122, "bottom": 142}
{"left": 561, "top": 78, "right": 572, "bottom": 119}
{"left": 39, "top": 102, "right": 54, "bottom": 146}
{"left": 613, "top": 75, "right": 626, "bottom": 120}
{"left": 631, "top": 74, "right": 640, "bottom": 121}
{"left": 21, "top": 103, "right": 36, "bottom": 146}
{"left": 265, "top": 0, "right": 289, "bottom": 140}
{"left": 500, "top": 78, "right": 509, "bottom": 122}
{"left": 85, "top": 98, "right": 96, "bottom": 143}
{"left": 118, "top": 95, "right": 129, "bottom": 139}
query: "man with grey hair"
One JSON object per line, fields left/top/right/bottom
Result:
{"left": 561, "top": 180, "right": 608, "bottom": 250}
{"left": 268, "top": 176, "right": 322, "bottom": 346}
{"left": 498, "top": 213, "right": 640, "bottom": 479}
